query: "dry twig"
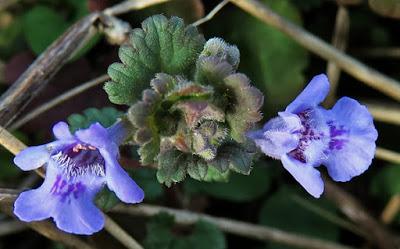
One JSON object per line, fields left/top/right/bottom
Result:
{"left": 104, "top": 214, "right": 144, "bottom": 249}
{"left": 229, "top": 0, "right": 400, "bottom": 103}
{"left": 366, "top": 102, "right": 400, "bottom": 126}
{"left": 324, "top": 180, "right": 400, "bottom": 249}
{"left": 113, "top": 204, "right": 356, "bottom": 249}
{"left": 381, "top": 195, "right": 400, "bottom": 224}
{"left": 11, "top": 74, "right": 110, "bottom": 130}
{"left": 325, "top": 6, "right": 349, "bottom": 106}
{"left": 191, "top": 0, "right": 229, "bottom": 26}
{"left": 0, "top": 0, "right": 170, "bottom": 128}
{"left": 376, "top": 147, "right": 400, "bottom": 165}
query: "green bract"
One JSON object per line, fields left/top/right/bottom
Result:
{"left": 107, "top": 15, "right": 264, "bottom": 186}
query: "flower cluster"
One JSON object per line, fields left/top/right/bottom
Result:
{"left": 248, "top": 74, "right": 378, "bottom": 197}
{"left": 13, "top": 121, "right": 144, "bottom": 234}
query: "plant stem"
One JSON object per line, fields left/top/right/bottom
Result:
{"left": 113, "top": 204, "right": 356, "bottom": 249}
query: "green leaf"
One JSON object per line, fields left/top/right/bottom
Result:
{"left": 203, "top": 166, "right": 230, "bottom": 182}
{"left": 0, "top": 13, "right": 23, "bottom": 58}
{"left": 138, "top": 139, "right": 160, "bottom": 165}
{"left": 224, "top": 73, "right": 263, "bottom": 143}
{"left": 132, "top": 168, "right": 163, "bottom": 201}
{"left": 184, "top": 166, "right": 270, "bottom": 202}
{"left": 95, "top": 188, "right": 119, "bottom": 211}
{"left": 370, "top": 164, "right": 400, "bottom": 200}
{"left": 156, "top": 150, "right": 187, "bottom": 187}
{"left": 67, "top": 107, "right": 123, "bottom": 132}
{"left": 187, "top": 156, "right": 208, "bottom": 181}
{"left": 144, "top": 213, "right": 226, "bottom": 249}
{"left": 105, "top": 15, "right": 205, "bottom": 105}
{"left": 259, "top": 186, "right": 339, "bottom": 249}
{"left": 23, "top": 6, "right": 69, "bottom": 55}
{"left": 369, "top": 0, "right": 400, "bottom": 19}
{"left": 208, "top": 143, "right": 255, "bottom": 175}
{"left": 67, "top": 0, "right": 89, "bottom": 21}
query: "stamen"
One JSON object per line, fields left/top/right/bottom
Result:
{"left": 51, "top": 143, "right": 106, "bottom": 178}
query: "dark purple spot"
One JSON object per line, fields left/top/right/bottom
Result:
{"left": 327, "top": 121, "right": 348, "bottom": 151}
{"left": 51, "top": 175, "right": 86, "bottom": 203}
{"left": 289, "top": 109, "right": 324, "bottom": 163}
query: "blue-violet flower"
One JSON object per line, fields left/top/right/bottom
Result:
{"left": 13, "top": 121, "right": 144, "bottom": 234}
{"left": 247, "top": 74, "right": 378, "bottom": 198}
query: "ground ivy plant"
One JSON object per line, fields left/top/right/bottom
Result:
{"left": 106, "top": 15, "right": 264, "bottom": 186}
{"left": 11, "top": 14, "right": 377, "bottom": 236}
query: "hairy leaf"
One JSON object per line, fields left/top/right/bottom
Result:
{"left": 156, "top": 150, "right": 187, "bottom": 187}
{"left": 105, "top": 15, "right": 205, "bottom": 105}
{"left": 224, "top": 73, "right": 263, "bottom": 143}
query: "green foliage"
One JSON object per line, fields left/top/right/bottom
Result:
{"left": 0, "top": 13, "right": 23, "bottom": 58}
{"left": 259, "top": 186, "right": 339, "bottom": 249}
{"left": 144, "top": 213, "right": 226, "bottom": 249}
{"left": 224, "top": 74, "right": 263, "bottom": 143}
{"left": 132, "top": 168, "right": 163, "bottom": 201}
{"left": 184, "top": 166, "right": 271, "bottom": 202}
{"left": 67, "top": 107, "right": 123, "bottom": 132}
{"left": 371, "top": 164, "right": 400, "bottom": 200}
{"left": 156, "top": 150, "right": 187, "bottom": 187}
{"left": 23, "top": 6, "right": 69, "bottom": 55}
{"left": 95, "top": 188, "right": 119, "bottom": 211}
{"left": 105, "top": 15, "right": 205, "bottom": 105}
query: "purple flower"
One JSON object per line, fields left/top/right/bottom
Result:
{"left": 13, "top": 122, "right": 144, "bottom": 235}
{"left": 248, "top": 74, "right": 378, "bottom": 198}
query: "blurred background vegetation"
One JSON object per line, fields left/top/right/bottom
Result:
{"left": 1, "top": 0, "right": 400, "bottom": 248}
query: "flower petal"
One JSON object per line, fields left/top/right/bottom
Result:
{"left": 281, "top": 154, "right": 324, "bottom": 198}
{"left": 52, "top": 122, "right": 73, "bottom": 140}
{"left": 324, "top": 97, "right": 377, "bottom": 182}
{"left": 52, "top": 178, "right": 104, "bottom": 235}
{"left": 286, "top": 74, "right": 330, "bottom": 113}
{"left": 14, "top": 145, "right": 50, "bottom": 171}
{"left": 102, "top": 149, "right": 144, "bottom": 203}
{"left": 248, "top": 112, "right": 301, "bottom": 159}
{"left": 75, "top": 122, "right": 111, "bottom": 149}
{"left": 14, "top": 165, "right": 59, "bottom": 221}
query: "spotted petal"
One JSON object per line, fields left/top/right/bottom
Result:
{"left": 52, "top": 175, "right": 104, "bottom": 235}
{"left": 281, "top": 154, "right": 324, "bottom": 198}
{"left": 286, "top": 74, "right": 330, "bottom": 114}
{"left": 324, "top": 97, "right": 377, "bottom": 182}
{"left": 14, "top": 165, "right": 105, "bottom": 235}
{"left": 14, "top": 165, "right": 58, "bottom": 221}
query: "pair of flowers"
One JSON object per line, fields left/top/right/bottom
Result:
{"left": 13, "top": 74, "right": 377, "bottom": 235}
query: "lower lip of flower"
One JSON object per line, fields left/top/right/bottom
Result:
{"left": 50, "top": 142, "right": 106, "bottom": 178}
{"left": 288, "top": 109, "right": 349, "bottom": 164}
